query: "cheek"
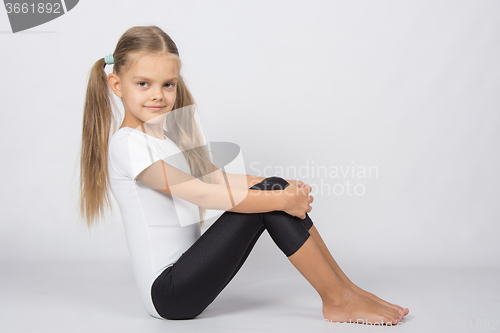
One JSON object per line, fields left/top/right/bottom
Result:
{"left": 165, "top": 91, "right": 176, "bottom": 104}
{"left": 123, "top": 93, "right": 144, "bottom": 110}
{"left": 127, "top": 91, "right": 143, "bottom": 104}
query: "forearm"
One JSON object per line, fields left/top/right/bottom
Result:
{"left": 199, "top": 182, "right": 286, "bottom": 214}
{"left": 214, "top": 169, "right": 266, "bottom": 188}
{"left": 245, "top": 174, "right": 267, "bottom": 187}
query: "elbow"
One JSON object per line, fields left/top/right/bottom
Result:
{"left": 194, "top": 182, "right": 211, "bottom": 209}
{"left": 190, "top": 182, "right": 237, "bottom": 211}
{"left": 194, "top": 183, "right": 230, "bottom": 211}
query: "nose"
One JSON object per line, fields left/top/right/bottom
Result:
{"left": 150, "top": 85, "right": 163, "bottom": 101}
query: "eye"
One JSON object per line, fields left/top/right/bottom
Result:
{"left": 165, "top": 83, "right": 176, "bottom": 88}
{"left": 138, "top": 82, "right": 148, "bottom": 87}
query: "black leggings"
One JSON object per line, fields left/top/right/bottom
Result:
{"left": 151, "top": 176, "right": 314, "bottom": 320}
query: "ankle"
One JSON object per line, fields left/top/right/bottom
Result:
{"left": 321, "top": 284, "right": 353, "bottom": 307}
{"left": 347, "top": 282, "right": 360, "bottom": 292}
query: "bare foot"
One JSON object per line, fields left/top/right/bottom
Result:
{"left": 348, "top": 283, "right": 409, "bottom": 317}
{"left": 322, "top": 288, "right": 403, "bottom": 325}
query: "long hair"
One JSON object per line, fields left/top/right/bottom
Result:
{"left": 80, "top": 25, "right": 214, "bottom": 230}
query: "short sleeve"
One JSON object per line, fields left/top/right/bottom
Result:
{"left": 109, "top": 130, "right": 162, "bottom": 181}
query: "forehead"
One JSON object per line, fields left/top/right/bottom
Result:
{"left": 125, "top": 53, "right": 179, "bottom": 79}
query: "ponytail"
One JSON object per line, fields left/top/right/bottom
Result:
{"left": 79, "top": 58, "right": 117, "bottom": 229}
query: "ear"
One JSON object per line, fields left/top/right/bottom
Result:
{"left": 107, "top": 73, "right": 122, "bottom": 98}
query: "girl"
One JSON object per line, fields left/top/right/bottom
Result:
{"left": 79, "top": 25, "right": 408, "bottom": 325}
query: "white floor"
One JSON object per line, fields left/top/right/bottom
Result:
{"left": 2, "top": 261, "right": 499, "bottom": 333}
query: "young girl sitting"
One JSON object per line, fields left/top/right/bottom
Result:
{"left": 79, "top": 25, "right": 408, "bottom": 325}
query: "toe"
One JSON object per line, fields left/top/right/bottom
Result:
{"left": 394, "top": 304, "right": 409, "bottom": 316}
{"left": 388, "top": 312, "right": 400, "bottom": 325}
{"left": 390, "top": 317, "right": 400, "bottom": 325}
{"left": 383, "top": 316, "right": 394, "bottom": 325}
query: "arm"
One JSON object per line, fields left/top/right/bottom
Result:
{"left": 285, "top": 179, "right": 305, "bottom": 188}
{"left": 208, "top": 164, "right": 309, "bottom": 213}
{"left": 209, "top": 162, "right": 304, "bottom": 189}
{"left": 209, "top": 172, "right": 313, "bottom": 218}
{"left": 136, "top": 159, "right": 286, "bottom": 214}
{"left": 202, "top": 182, "right": 286, "bottom": 214}
{"left": 211, "top": 167, "right": 267, "bottom": 188}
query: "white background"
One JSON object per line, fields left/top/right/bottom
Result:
{"left": 0, "top": 0, "right": 499, "bottom": 282}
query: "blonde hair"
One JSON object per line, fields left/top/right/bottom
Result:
{"left": 80, "top": 25, "right": 214, "bottom": 230}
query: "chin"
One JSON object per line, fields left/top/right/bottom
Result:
{"left": 145, "top": 113, "right": 168, "bottom": 124}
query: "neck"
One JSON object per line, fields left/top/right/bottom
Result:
{"left": 140, "top": 123, "right": 165, "bottom": 139}
{"left": 120, "top": 111, "right": 166, "bottom": 139}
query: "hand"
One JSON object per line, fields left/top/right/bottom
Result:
{"left": 282, "top": 183, "right": 313, "bottom": 219}
{"left": 285, "top": 179, "right": 305, "bottom": 188}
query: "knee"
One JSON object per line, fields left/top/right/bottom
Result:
{"left": 251, "top": 176, "right": 289, "bottom": 191}
{"left": 161, "top": 306, "right": 204, "bottom": 320}
{"left": 163, "top": 312, "right": 200, "bottom": 320}
{"left": 266, "top": 176, "right": 289, "bottom": 184}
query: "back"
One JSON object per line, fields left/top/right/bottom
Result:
{"left": 107, "top": 127, "right": 201, "bottom": 318}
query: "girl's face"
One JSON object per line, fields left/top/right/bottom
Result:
{"left": 109, "top": 53, "right": 179, "bottom": 126}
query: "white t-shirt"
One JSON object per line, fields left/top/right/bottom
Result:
{"left": 107, "top": 126, "right": 203, "bottom": 319}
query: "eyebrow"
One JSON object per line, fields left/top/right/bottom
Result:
{"left": 132, "top": 76, "right": 178, "bottom": 81}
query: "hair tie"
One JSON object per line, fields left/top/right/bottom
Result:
{"left": 104, "top": 54, "right": 114, "bottom": 65}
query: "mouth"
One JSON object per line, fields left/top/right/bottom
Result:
{"left": 144, "top": 106, "right": 166, "bottom": 112}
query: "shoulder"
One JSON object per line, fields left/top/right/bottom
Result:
{"left": 109, "top": 128, "right": 157, "bottom": 153}
{"left": 108, "top": 128, "right": 167, "bottom": 180}
{"left": 109, "top": 128, "right": 133, "bottom": 158}
{"left": 109, "top": 128, "right": 155, "bottom": 166}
